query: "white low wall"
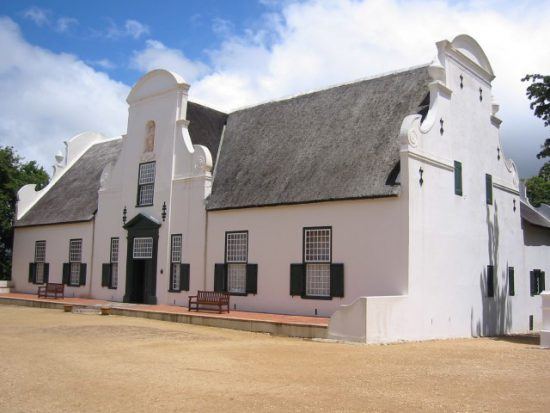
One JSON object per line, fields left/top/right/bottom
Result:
{"left": 328, "top": 295, "right": 411, "bottom": 344}
{"left": 542, "top": 292, "right": 550, "bottom": 349}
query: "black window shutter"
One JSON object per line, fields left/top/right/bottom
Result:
{"left": 44, "top": 263, "right": 49, "bottom": 284}
{"left": 290, "top": 264, "right": 304, "bottom": 296}
{"left": 508, "top": 267, "right": 514, "bottom": 296}
{"left": 28, "top": 263, "right": 36, "bottom": 283}
{"left": 62, "top": 263, "right": 70, "bottom": 285}
{"left": 454, "top": 161, "right": 462, "bottom": 196}
{"left": 101, "top": 263, "right": 111, "bottom": 287}
{"left": 530, "top": 270, "right": 537, "bottom": 296}
{"left": 486, "top": 174, "right": 493, "bottom": 205}
{"left": 330, "top": 263, "right": 344, "bottom": 297}
{"left": 214, "top": 264, "right": 226, "bottom": 292}
{"left": 181, "top": 263, "right": 190, "bottom": 291}
{"left": 246, "top": 264, "right": 258, "bottom": 294}
{"left": 540, "top": 271, "right": 546, "bottom": 294}
{"left": 79, "top": 263, "right": 87, "bottom": 286}
{"left": 487, "top": 265, "right": 494, "bottom": 297}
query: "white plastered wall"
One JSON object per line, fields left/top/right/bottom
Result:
{"left": 206, "top": 196, "right": 408, "bottom": 317}
{"left": 11, "top": 222, "right": 94, "bottom": 297}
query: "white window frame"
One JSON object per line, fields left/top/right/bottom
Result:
{"left": 225, "top": 231, "right": 248, "bottom": 294}
{"left": 137, "top": 161, "right": 155, "bottom": 206}
{"left": 34, "top": 240, "right": 46, "bottom": 284}
{"left": 110, "top": 238, "right": 119, "bottom": 289}
{"left": 171, "top": 234, "right": 182, "bottom": 291}
{"left": 304, "top": 227, "right": 331, "bottom": 297}
{"left": 133, "top": 237, "right": 153, "bottom": 259}
{"left": 69, "top": 239, "right": 82, "bottom": 286}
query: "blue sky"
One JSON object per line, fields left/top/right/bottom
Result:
{"left": 0, "top": 0, "right": 549, "bottom": 178}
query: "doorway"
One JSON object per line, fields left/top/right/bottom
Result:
{"left": 123, "top": 214, "right": 160, "bottom": 305}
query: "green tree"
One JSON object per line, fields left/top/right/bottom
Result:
{"left": 522, "top": 74, "right": 550, "bottom": 206}
{"left": 0, "top": 147, "right": 49, "bottom": 279}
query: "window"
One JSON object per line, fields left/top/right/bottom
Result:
{"left": 304, "top": 227, "right": 331, "bottom": 297}
{"left": 226, "top": 231, "right": 248, "bottom": 293}
{"left": 485, "top": 174, "right": 493, "bottom": 205}
{"left": 508, "top": 267, "right": 515, "bottom": 296}
{"left": 531, "top": 269, "right": 546, "bottom": 296}
{"left": 34, "top": 241, "right": 46, "bottom": 284}
{"left": 171, "top": 235, "right": 182, "bottom": 291}
{"left": 69, "top": 239, "right": 82, "bottom": 286}
{"left": 137, "top": 162, "right": 155, "bottom": 206}
{"left": 133, "top": 237, "right": 153, "bottom": 259}
{"left": 454, "top": 161, "right": 462, "bottom": 196}
{"left": 110, "top": 238, "right": 119, "bottom": 289}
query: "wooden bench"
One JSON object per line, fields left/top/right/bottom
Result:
{"left": 37, "top": 283, "right": 64, "bottom": 299}
{"left": 188, "top": 291, "right": 230, "bottom": 313}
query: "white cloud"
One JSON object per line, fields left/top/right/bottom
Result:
{"left": 22, "top": 7, "right": 78, "bottom": 33}
{"left": 131, "top": 40, "right": 209, "bottom": 83}
{"left": 184, "top": 0, "right": 550, "bottom": 178}
{"left": 55, "top": 17, "right": 78, "bottom": 33}
{"left": 22, "top": 6, "right": 51, "bottom": 26}
{"left": 106, "top": 19, "right": 150, "bottom": 39}
{"left": 89, "top": 58, "right": 116, "bottom": 70}
{"left": 0, "top": 17, "right": 128, "bottom": 172}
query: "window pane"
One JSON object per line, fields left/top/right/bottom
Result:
{"left": 138, "top": 184, "right": 154, "bottom": 205}
{"left": 133, "top": 237, "right": 153, "bottom": 259}
{"left": 171, "top": 235, "right": 182, "bottom": 263}
{"left": 138, "top": 162, "right": 156, "bottom": 184}
{"left": 35, "top": 241, "right": 46, "bottom": 263}
{"left": 110, "top": 238, "right": 119, "bottom": 263}
{"left": 227, "top": 263, "right": 246, "bottom": 293}
{"left": 171, "top": 263, "right": 180, "bottom": 290}
{"left": 304, "top": 228, "right": 331, "bottom": 262}
{"left": 111, "top": 263, "right": 118, "bottom": 289}
{"left": 35, "top": 262, "right": 44, "bottom": 284}
{"left": 306, "top": 263, "right": 330, "bottom": 296}
{"left": 226, "top": 232, "right": 248, "bottom": 263}
{"left": 69, "top": 239, "right": 82, "bottom": 262}
{"left": 70, "top": 262, "right": 80, "bottom": 285}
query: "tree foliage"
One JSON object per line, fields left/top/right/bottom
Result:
{"left": 0, "top": 147, "right": 49, "bottom": 279}
{"left": 522, "top": 74, "right": 550, "bottom": 207}
{"left": 522, "top": 74, "right": 550, "bottom": 159}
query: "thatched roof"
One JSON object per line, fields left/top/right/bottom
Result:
{"left": 16, "top": 65, "right": 433, "bottom": 225}
{"left": 16, "top": 139, "right": 122, "bottom": 227}
{"left": 187, "top": 101, "right": 227, "bottom": 165}
{"left": 206, "top": 65, "right": 431, "bottom": 210}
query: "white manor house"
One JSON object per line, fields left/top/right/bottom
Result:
{"left": 11, "top": 35, "right": 550, "bottom": 343}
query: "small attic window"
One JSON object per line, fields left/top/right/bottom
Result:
{"left": 144, "top": 121, "right": 155, "bottom": 153}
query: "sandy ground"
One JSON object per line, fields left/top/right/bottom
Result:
{"left": 0, "top": 305, "right": 548, "bottom": 413}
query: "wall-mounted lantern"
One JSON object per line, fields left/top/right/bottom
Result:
{"left": 419, "top": 167, "right": 424, "bottom": 187}
{"left": 161, "top": 201, "right": 167, "bottom": 222}
{"left": 439, "top": 118, "right": 444, "bottom": 135}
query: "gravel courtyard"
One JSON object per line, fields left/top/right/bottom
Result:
{"left": 0, "top": 304, "right": 548, "bottom": 412}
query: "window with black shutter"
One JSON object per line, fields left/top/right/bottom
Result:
{"left": 169, "top": 234, "right": 182, "bottom": 292}
{"left": 32, "top": 240, "right": 46, "bottom": 284}
{"left": 68, "top": 239, "right": 83, "bottom": 286}
{"left": 291, "top": 227, "right": 344, "bottom": 299}
{"left": 109, "top": 238, "right": 119, "bottom": 289}
{"left": 531, "top": 269, "right": 546, "bottom": 296}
